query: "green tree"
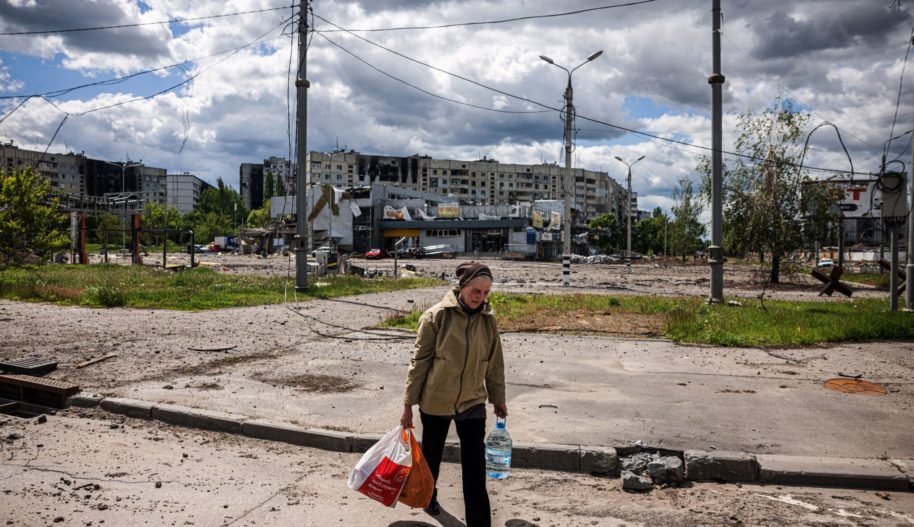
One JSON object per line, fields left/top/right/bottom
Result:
{"left": 670, "top": 178, "right": 705, "bottom": 261}
{"left": 633, "top": 208, "right": 669, "bottom": 256}
{"left": 246, "top": 204, "right": 272, "bottom": 229}
{"left": 142, "top": 203, "right": 183, "bottom": 246}
{"left": 185, "top": 178, "right": 246, "bottom": 243}
{"left": 699, "top": 98, "right": 813, "bottom": 282}
{"left": 0, "top": 166, "right": 68, "bottom": 265}
{"left": 90, "top": 213, "right": 122, "bottom": 247}
{"left": 587, "top": 213, "right": 622, "bottom": 254}
{"left": 264, "top": 170, "right": 275, "bottom": 202}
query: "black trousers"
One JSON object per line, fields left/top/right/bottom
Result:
{"left": 420, "top": 411, "right": 491, "bottom": 527}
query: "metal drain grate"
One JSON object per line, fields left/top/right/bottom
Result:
{"left": 0, "top": 357, "right": 57, "bottom": 376}
{"left": 823, "top": 378, "right": 888, "bottom": 396}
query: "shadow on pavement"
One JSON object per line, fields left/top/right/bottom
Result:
{"left": 388, "top": 507, "right": 466, "bottom": 527}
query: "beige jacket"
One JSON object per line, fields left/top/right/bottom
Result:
{"left": 403, "top": 289, "right": 506, "bottom": 416}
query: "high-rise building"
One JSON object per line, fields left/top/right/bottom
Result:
{"left": 306, "top": 150, "right": 629, "bottom": 226}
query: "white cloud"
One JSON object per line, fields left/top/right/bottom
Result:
{"left": 0, "top": 0, "right": 909, "bottom": 214}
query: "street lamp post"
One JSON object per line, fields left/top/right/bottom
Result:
{"left": 540, "top": 50, "right": 603, "bottom": 287}
{"left": 614, "top": 155, "right": 645, "bottom": 273}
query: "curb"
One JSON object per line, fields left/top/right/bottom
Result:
{"left": 68, "top": 394, "right": 913, "bottom": 492}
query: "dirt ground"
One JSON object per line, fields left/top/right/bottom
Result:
{"left": 1, "top": 254, "right": 912, "bottom": 526}
{"left": 2, "top": 409, "right": 914, "bottom": 527}
{"left": 149, "top": 251, "right": 885, "bottom": 301}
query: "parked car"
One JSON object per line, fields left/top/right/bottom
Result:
{"left": 311, "top": 244, "right": 332, "bottom": 258}
{"left": 364, "top": 248, "right": 387, "bottom": 259}
{"left": 190, "top": 244, "right": 207, "bottom": 254}
{"left": 817, "top": 257, "right": 834, "bottom": 268}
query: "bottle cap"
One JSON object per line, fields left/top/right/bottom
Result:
{"left": 496, "top": 417, "right": 506, "bottom": 429}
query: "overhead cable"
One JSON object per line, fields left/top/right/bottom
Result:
{"left": 0, "top": 4, "right": 297, "bottom": 36}
{"left": 0, "top": 32, "right": 288, "bottom": 101}
{"left": 317, "top": 0, "right": 660, "bottom": 33}
{"left": 313, "top": 13, "right": 876, "bottom": 176}
{"left": 316, "top": 32, "right": 549, "bottom": 114}
{"left": 71, "top": 14, "right": 292, "bottom": 116}
{"left": 885, "top": 24, "right": 914, "bottom": 158}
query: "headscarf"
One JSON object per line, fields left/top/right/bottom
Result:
{"left": 456, "top": 261, "right": 492, "bottom": 289}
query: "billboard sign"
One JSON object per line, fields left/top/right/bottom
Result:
{"left": 437, "top": 202, "right": 460, "bottom": 218}
{"left": 835, "top": 180, "right": 880, "bottom": 218}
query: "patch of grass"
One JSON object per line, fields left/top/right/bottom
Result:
{"left": 381, "top": 292, "right": 914, "bottom": 347}
{"left": 844, "top": 272, "right": 890, "bottom": 289}
{"left": 0, "top": 264, "right": 443, "bottom": 311}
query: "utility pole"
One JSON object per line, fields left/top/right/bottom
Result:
{"left": 294, "top": 1, "right": 310, "bottom": 292}
{"left": 540, "top": 51, "right": 603, "bottom": 287}
{"left": 563, "top": 77, "right": 574, "bottom": 286}
{"left": 614, "top": 155, "right": 645, "bottom": 273}
{"left": 906, "top": 106, "right": 914, "bottom": 310}
{"left": 708, "top": 0, "right": 725, "bottom": 303}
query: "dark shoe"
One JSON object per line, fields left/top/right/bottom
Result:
{"left": 423, "top": 499, "right": 441, "bottom": 516}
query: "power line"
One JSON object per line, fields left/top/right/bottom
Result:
{"left": 72, "top": 14, "right": 294, "bottom": 116}
{"left": 885, "top": 23, "right": 914, "bottom": 158}
{"left": 313, "top": 13, "right": 875, "bottom": 177}
{"left": 316, "top": 32, "right": 549, "bottom": 114}
{"left": 317, "top": 0, "right": 661, "bottom": 33}
{"left": 0, "top": 4, "right": 297, "bottom": 36}
{"left": 0, "top": 32, "right": 289, "bottom": 101}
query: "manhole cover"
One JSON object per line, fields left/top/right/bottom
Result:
{"left": 823, "top": 378, "right": 887, "bottom": 396}
{"left": 0, "top": 357, "right": 57, "bottom": 376}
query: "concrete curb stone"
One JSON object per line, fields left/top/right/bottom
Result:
{"left": 80, "top": 397, "right": 913, "bottom": 492}
{"left": 99, "top": 397, "right": 154, "bottom": 419}
{"left": 67, "top": 393, "right": 103, "bottom": 408}
{"left": 242, "top": 419, "right": 351, "bottom": 452}
{"left": 151, "top": 403, "right": 245, "bottom": 434}
{"left": 580, "top": 446, "right": 620, "bottom": 477}
{"left": 757, "top": 454, "right": 910, "bottom": 491}
{"left": 685, "top": 450, "right": 760, "bottom": 483}
{"left": 513, "top": 443, "right": 580, "bottom": 471}
{"left": 349, "top": 433, "right": 384, "bottom": 454}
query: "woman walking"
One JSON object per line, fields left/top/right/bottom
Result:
{"left": 401, "top": 261, "right": 507, "bottom": 527}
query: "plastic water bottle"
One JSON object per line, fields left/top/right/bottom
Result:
{"left": 485, "top": 417, "right": 512, "bottom": 479}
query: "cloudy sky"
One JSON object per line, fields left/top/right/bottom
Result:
{"left": 0, "top": 0, "right": 912, "bottom": 215}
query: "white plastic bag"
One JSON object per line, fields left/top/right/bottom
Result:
{"left": 347, "top": 426, "right": 412, "bottom": 507}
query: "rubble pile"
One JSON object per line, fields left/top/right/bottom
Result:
{"left": 569, "top": 255, "right": 620, "bottom": 264}
{"left": 620, "top": 450, "right": 685, "bottom": 492}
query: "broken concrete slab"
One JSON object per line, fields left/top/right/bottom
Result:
{"left": 685, "top": 450, "right": 760, "bottom": 483}
{"left": 622, "top": 470, "right": 652, "bottom": 491}
{"left": 757, "top": 454, "right": 910, "bottom": 491}
{"left": 99, "top": 397, "right": 154, "bottom": 419}
{"left": 581, "top": 446, "right": 619, "bottom": 477}
{"left": 513, "top": 443, "right": 580, "bottom": 471}
{"left": 151, "top": 404, "right": 245, "bottom": 435}
{"left": 648, "top": 456, "right": 684, "bottom": 484}
{"left": 241, "top": 419, "right": 351, "bottom": 452}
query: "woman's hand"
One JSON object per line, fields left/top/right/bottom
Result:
{"left": 493, "top": 403, "right": 508, "bottom": 419}
{"left": 400, "top": 404, "right": 414, "bottom": 428}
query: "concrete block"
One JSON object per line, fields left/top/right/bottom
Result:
{"left": 757, "top": 454, "right": 910, "bottom": 491}
{"left": 685, "top": 450, "right": 759, "bottom": 483}
{"left": 622, "top": 470, "right": 652, "bottom": 491}
{"left": 512, "top": 443, "right": 580, "bottom": 471}
{"left": 68, "top": 393, "right": 103, "bottom": 408}
{"left": 152, "top": 404, "right": 244, "bottom": 434}
{"left": 242, "top": 420, "right": 351, "bottom": 452}
{"left": 580, "top": 446, "right": 619, "bottom": 477}
{"left": 349, "top": 433, "right": 384, "bottom": 454}
{"left": 648, "top": 456, "right": 684, "bottom": 484}
{"left": 99, "top": 397, "right": 153, "bottom": 419}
